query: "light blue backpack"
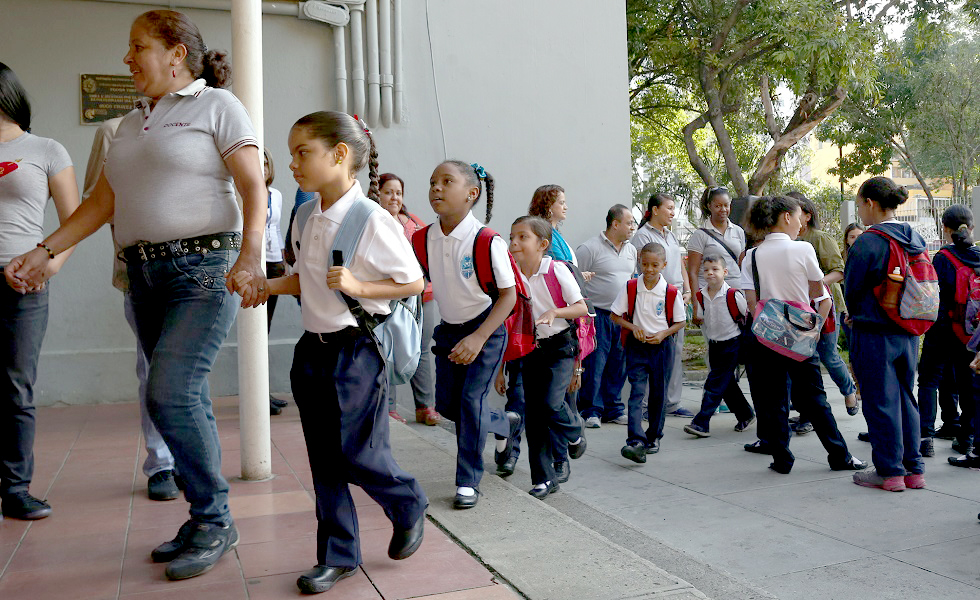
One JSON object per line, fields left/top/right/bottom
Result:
{"left": 294, "top": 196, "right": 423, "bottom": 385}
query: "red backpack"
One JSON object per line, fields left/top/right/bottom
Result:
{"left": 542, "top": 260, "right": 597, "bottom": 361}
{"left": 866, "top": 228, "right": 939, "bottom": 335}
{"left": 619, "top": 278, "right": 679, "bottom": 346}
{"left": 937, "top": 248, "right": 980, "bottom": 345}
{"left": 412, "top": 225, "right": 536, "bottom": 362}
{"left": 695, "top": 288, "right": 746, "bottom": 330}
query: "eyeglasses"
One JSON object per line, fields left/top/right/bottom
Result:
{"left": 709, "top": 186, "right": 728, "bottom": 194}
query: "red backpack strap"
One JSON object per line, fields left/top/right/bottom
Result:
{"left": 544, "top": 261, "right": 567, "bottom": 308}
{"left": 695, "top": 289, "right": 704, "bottom": 311}
{"left": 410, "top": 225, "right": 431, "bottom": 279}
{"left": 939, "top": 247, "right": 964, "bottom": 269}
{"left": 626, "top": 278, "right": 638, "bottom": 323}
{"left": 725, "top": 288, "right": 741, "bottom": 323}
{"left": 665, "top": 284, "right": 678, "bottom": 323}
{"left": 472, "top": 226, "right": 499, "bottom": 297}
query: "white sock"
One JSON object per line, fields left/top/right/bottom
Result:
{"left": 495, "top": 438, "right": 508, "bottom": 452}
{"left": 532, "top": 482, "right": 550, "bottom": 491}
{"left": 457, "top": 486, "right": 476, "bottom": 497}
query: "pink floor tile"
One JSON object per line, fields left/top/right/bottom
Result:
{"left": 235, "top": 535, "right": 317, "bottom": 578}
{"left": 0, "top": 518, "right": 30, "bottom": 545}
{"left": 0, "top": 561, "right": 121, "bottom": 600}
{"left": 233, "top": 512, "right": 316, "bottom": 545}
{"left": 226, "top": 473, "right": 305, "bottom": 497}
{"left": 118, "top": 579, "right": 249, "bottom": 599}
{"left": 23, "top": 506, "right": 130, "bottom": 542}
{"left": 4, "top": 530, "right": 126, "bottom": 573}
{"left": 129, "top": 501, "right": 194, "bottom": 531}
{"left": 244, "top": 568, "right": 381, "bottom": 600}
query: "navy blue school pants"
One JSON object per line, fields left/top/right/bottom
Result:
{"left": 692, "top": 337, "right": 754, "bottom": 431}
{"left": 750, "top": 345, "right": 851, "bottom": 470}
{"left": 918, "top": 328, "right": 975, "bottom": 446}
{"left": 850, "top": 328, "right": 923, "bottom": 477}
{"left": 433, "top": 314, "right": 506, "bottom": 489}
{"left": 625, "top": 336, "right": 674, "bottom": 445}
{"left": 291, "top": 330, "right": 428, "bottom": 568}
{"left": 494, "top": 359, "right": 526, "bottom": 460}
{"left": 579, "top": 308, "right": 627, "bottom": 421}
{"left": 522, "top": 329, "right": 582, "bottom": 485}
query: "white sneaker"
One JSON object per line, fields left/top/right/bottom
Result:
{"left": 610, "top": 414, "right": 629, "bottom": 425}
{"left": 584, "top": 416, "right": 601, "bottom": 428}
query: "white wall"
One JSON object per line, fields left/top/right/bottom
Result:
{"left": 0, "top": 0, "right": 630, "bottom": 405}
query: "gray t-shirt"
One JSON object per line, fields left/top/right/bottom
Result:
{"left": 105, "top": 79, "right": 258, "bottom": 247}
{"left": 0, "top": 132, "right": 72, "bottom": 265}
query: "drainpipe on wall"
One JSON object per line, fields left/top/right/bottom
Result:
{"left": 365, "top": 0, "right": 381, "bottom": 127}
{"left": 350, "top": 4, "right": 367, "bottom": 118}
{"left": 378, "top": 0, "right": 393, "bottom": 127}
{"left": 392, "top": 0, "right": 402, "bottom": 123}
{"left": 232, "top": 0, "right": 272, "bottom": 482}
{"left": 332, "top": 25, "right": 349, "bottom": 113}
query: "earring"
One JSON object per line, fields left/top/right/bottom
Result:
{"left": 336, "top": 155, "right": 343, "bottom": 165}
{"left": 172, "top": 69, "right": 176, "bottom": 78}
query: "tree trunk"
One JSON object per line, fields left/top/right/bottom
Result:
{"left": 893, "top": 132, "right": 939, "bottom": 235}
{"left": 748, "top": 87, "right": 847, "bottom": 195}
{"left": 700, "top": 65, "right": 749, "bottom": 196}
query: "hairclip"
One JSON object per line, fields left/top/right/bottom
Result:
{"left": 202, "top": 43, "right": 209, "bottom": 54}
{"left": 470, "top": 163, "right": 486, "bottom": 180}
{"left": 352, "top": 114, "right": 371, "bottom": 135}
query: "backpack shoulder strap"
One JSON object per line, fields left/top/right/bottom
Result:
{"left": 411, "top": 225, "right": 431, "bottom": 280}
{"left": 329, "top": 197, "right": 384, "bottom": 308}
{"left": 473, "top": 226, "right": 499, "bottom": 297}
{"left": 699, "top": 227, "right": 740, "bottom": 264}
{"left": 293, "top": 198, "right": 317, "bottom": 250}
{"left": 695, "top": 289, "right": 704, "bottom": 310}
{"left": 544, "top": 260, "right": 567, "bottom": 308}
{"left": 938, "top": 247, "right": 964, "bottom": 270}
{"left": 726, "top": 288, "right": 741, "bottom": 322}
{"left": 665, "top": 283, "right": 678, "bottom": 323}
{"left": 626, "top": 277, "right": 638, "bottom": 322}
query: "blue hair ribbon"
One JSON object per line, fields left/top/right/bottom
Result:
{"left": 470, "top": 163, "right": 486, "bottom": 180}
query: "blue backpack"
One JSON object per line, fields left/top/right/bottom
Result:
{"left": 294, "top": 196, "right": 423, "bottom": 385}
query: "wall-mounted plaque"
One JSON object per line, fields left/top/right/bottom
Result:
{"left": 80, "top": 74, "right": 141, "bottom": 124}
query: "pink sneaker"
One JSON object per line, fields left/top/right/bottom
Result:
{"left": 852, "top": 469, "right": 906, "bottom": 492}
{"left": 904, "top": 473, "right": 925, "bottom": 489}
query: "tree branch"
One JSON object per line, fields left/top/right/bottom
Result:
{"left": 711, "top": 0, "right": 751, "bottom": 53}
{"left": 760, "top": 74, "right": 781, "bottom": 142}
{"left": 682, "top": 111, "right": 716, "bottom": 188}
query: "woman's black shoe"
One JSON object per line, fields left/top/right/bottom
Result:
{"left": 947, "top": 453, "right": 980, "bottom": 468}
{"left": 496, "top": 456, "right": 517, "bottom": 477}
{"left": 554, "top": 461, "right": 570, "bottom": 483}
{"left": 453, "top": 491, "right": 480, "bottom": 509}
{"left": 744, "top": 440, "right": 772, "bottom": 455}
{"left": 528, "top": 481, "right": 559, "bottom": 499}
{"left": 296, "top": 565, "right": 357, "bottom": 594}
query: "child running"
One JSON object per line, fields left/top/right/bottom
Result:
{"left": 413, "top": 160, "right": 516, "bottom": 509}
{"left": 250, "top": 111, "right": 428, "bottom": 594}
{"left": 612, "top": 242, "right": 686, "bottom": 463}
{"left": 685, "top": 253, "right": 756, "bottom": 437}
{"left": 508, "top": 216, "right": 588, "bottom": 498}
{"left": 742, "top": 196, "right": 867, "bottom": 475}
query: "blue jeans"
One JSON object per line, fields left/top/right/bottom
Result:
{"left": 816, "top": 320, "right": 856, "bottom": 397}
{"left": 851, "top": 328, "right": 922, "bottom": 476}
{"left": 124, "top": 295, "right": 175, "bottom": 478}
{"left": 0, "top": 278, "right": 48, "bottom": 496}
{"left": 127, "top": 249, "right": 239, "bottom": 525}
{"left": 625, "top": 336, "right": 674, "bottom": 445}
{"left": 579, "top": 308, "right": 626, "bottom": 420}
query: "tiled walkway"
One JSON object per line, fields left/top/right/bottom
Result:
{"left": 0, "top": 399, "right": 519, "bottom": 600}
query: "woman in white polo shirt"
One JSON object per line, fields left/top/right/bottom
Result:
{"left": 7, "top": 10, "right": 266, "bottom": 581}
{"left": 741, "top": 196, "right": 866, "bottom": 476}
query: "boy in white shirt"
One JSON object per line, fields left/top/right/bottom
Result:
{"left": 685, "top": 254, "right": 756, "bottom": 437}
{"left": 611, "top": 243, "right": 686, "bottom": 463}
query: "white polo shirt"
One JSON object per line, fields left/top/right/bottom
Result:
{"left": 106, "top": 79, "right": 258, "bottom": 246}
{"left": 293, "top": 181, "right": 422, "bottom": 334}
{"left": 740, "top": 233, "right": 823, "bottom": 305}
{"left": 427, "top": 212, "right": 516, "bottom": 324}
{"left": 610, "top": 275, "right": 685, "bottom": 334}
{"left": 699, "top": 282, "right": 747, "bottom": 342}
{"left": 519, "top": 256, "right": 584, "bottom": 339}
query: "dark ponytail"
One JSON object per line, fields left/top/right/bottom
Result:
{"left": 366, "top": 133, "right": 380, "bottom": 202}
{"left": 747, "top": 195, "right": 800, "bottom": 235}
{"left": 639, "top": 193, "right": 673, "bottom": 227}
{"left": 0, "top": 62, "right": 30, "bottom": 132}
{"left": 942, "top": 204, "right": 975, "bottom": 248}
{"left": 293, "top": 111, "right": 376, "bottom": 194}
{"left": 442, "top": 160, "right": 494, "bottom": 223}
{"left": 858, "top": 176, "right": 909, "bottom": 210}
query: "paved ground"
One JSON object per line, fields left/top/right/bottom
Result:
{"left": 395, "top": 372, "right": 980, "bottom": 600}
{"left": 3, "top": 371, "right": 978, "bottom": 600}
{"left": 0, "top": 400, "right": 519, "bottom": 600}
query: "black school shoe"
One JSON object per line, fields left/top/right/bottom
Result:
{"left": 829, "top": 456, "right": 868, "bottom": 471}
{"left": 164, "top": 522, "right": 239, "bottom": 580}
{"left": 621, "top": 442, "right": 647, "bottom": 464}
{"left": 568, "top": 434, "right": 587, "bottom": 459}
{"left": 453, "top": 490, "right": 480, "bottom": 509}
{"left": 554, "top": 461, "right": 570, "bottom": 483}
{"left": 528, "top": 481, "right": 559, "bottom": 499}
{"left": 297, "top": 565, "right": 357, "bottom": 594}
{"left": 948, "top": 453, "right": 980, "bottom": 468}
{"left": 744, "top": 440, "right": 773, "bottom": 455}
{"left": 388, "top": 507, "right": 426, "bottom": 560}
{"left": 496, "top": 456, "right": 517, "bottom": 477}
{"left": 0, "top": 491, "right": 52, "bottom": 520}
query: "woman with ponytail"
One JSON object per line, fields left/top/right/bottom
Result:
{"left": 845, "top": 177, "right": 927, "bottom": 491}
{"left": 918, "top": 204, "right": 980, "bottom": 467}
{"left": 7, "top": 9, "right": 268, "bottom": 580}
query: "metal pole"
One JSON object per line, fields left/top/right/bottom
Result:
{"left": 232, "top": 0, "right": 273, "bottom": 481}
